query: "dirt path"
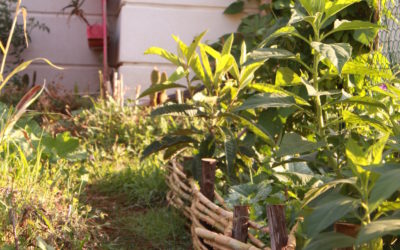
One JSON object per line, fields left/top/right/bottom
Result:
{"left": 84, "top": 185, "right": 191, "bottom": 250}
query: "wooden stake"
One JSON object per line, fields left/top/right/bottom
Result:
{"left": 267, "top": 205, "right": 288, "bottom": 250}
{"left": 113, "top": 72, "right": 118, "bottom": 102}
{"left": 232, "top": 205, "right": 249, "bottom": 243}
{"left": 200, "top": 158, "right": 217, "bottom": 202}
{"left": 119, "top": 74, "right": 124, "bottom": 107}
{"left": 176, "top": 89, "right": 183, "bottom": 104}
{"left": 373, "top": 0, "right": 380, "bottom": 50}
{"left": 200, "top": 158, "right": 217, "bottom": 250}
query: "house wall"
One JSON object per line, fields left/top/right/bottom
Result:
{"left": 20, "top": 0, "right": 104, "bottom": 94}
{"left": 115, "top": 0, "right": 250, "bottom": 98}
{"left": 19, "top": 0, "right": 253, "bottom": 97}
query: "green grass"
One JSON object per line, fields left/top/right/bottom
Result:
{"left": 118, "top": 207, "right": 191, "bottom": 250}
{"left": 0, "top": 101, "right": 191, "bottom": 249}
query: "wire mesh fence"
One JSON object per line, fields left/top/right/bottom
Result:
{"left": 377, "top": 0, "right": 400, "bottom": 70}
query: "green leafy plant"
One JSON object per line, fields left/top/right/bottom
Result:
{"left": 140, "top": 32, "right": 274, "bottom": 182}
{"left": 237, "top": 0, "right": 387, "bottom": 176}
{"left": 301, "top": 133, "right": 400, "bottom": 249}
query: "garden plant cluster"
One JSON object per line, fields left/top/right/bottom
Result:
{"left": 0, "top": 0, "right": 400, "bottom": 249}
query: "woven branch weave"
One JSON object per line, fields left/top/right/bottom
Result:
{"left": 165, "top": 160, "right": 297, "bottom": 250}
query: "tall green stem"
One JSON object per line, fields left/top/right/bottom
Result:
{"left": 312, "top": 53, "right": 324, "bottom": 137}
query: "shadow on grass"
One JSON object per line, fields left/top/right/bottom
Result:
{"left": 83, "top": 166, "right": 192, "bottom": 250}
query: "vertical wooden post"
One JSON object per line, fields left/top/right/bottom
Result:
{"left": 113, "top": 72, "right": 119, "bottom": 102}
{"left": 119, "top": 74, "right": 124, "bottom": 107}
{"left": 232, "top": 205, "right": 249, "bottom": 243}
{"left": 176, "top": 89, "right": 183, "bottom": 104}
{"left": 200, "top": 158, "right": 217, "bottom": 249}
{"left": 267, "top": 205, "right": 288, "bottom": 250}
{"left": 200, "top": 158, "right": 217, "bottom": 202}
{"left": 373, "top": 0, "right": 380, "bottom": 50}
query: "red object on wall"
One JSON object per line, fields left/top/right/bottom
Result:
{"left": 87, "top": 24, "right": 104, "bottom": 49}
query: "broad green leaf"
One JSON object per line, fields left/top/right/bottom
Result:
{"left": 139, "top": 83, "right": 186, "bottom": 99}
{"left": 214, "top": 54, "right": 235, "bottom": 86}
{"left": 304, "top": 232, "right": 355, "bottom": 250}
{"left": 144, "top": 47, "right": 180, "bottom": 66}
{"left": 342, "top": 110, "right": 391, "bottom": 134}
{"left": 289, "top": 5, "right": 311, "bottom": 24}
{"left": 168, "top": 66, "right": 187, "bottom": 82}
{"left": 193, "top": 92, "right": 218, "bottom": 104}
{"left": 299, "top": 0, "right": 325, "bottom": 15}
{"left": 341, "top": 61, "right": 392, "bottom": 78}
{"left": 346, "top": 135, "right": 385, "bottom": 174}
{"left": 141, "top": 135, "right": 197, "bottom": 160}
{"left": 234, "top": 93, "right": 297, "bottom": 111}
{"left": 323, "top": 0, "right": 361, "bottom": 22}
{"left": 305, "top": 194, "right": 359, "bottom": 236}
{"left": 323, "top": 20, "right": 380, "bottom": 39}
{"left": 239, "top": 62, "right": 264, "bottom": 89}
{"left": 331, "top": 96, "right": 389, "bottom": 114}
{"left": 353, "top": 28, "right": 379, "bottom": 45}
{"left": 303, "top": 178, "right": 357, "bottom": 207}
{"left": 224, "top": 1, "right": 244, "bottom": 14}
{"left": 229, "top": 57, "right": 240, "bottom": 81}
{"left": 356, "top": 217, "right": 400, "bottom": 244}
{"left": 369, "top": 168, "right": 400, "bottom": 212}
{"left": 258, "top": 26, "right": 307, "bottom": 48}
{"left": 187, "top": 30, "right": 207, "bottom": 65}
{"left": 204, "top": 44, "right": 221, "bottom": 60}
{"left": 172, "top": 35, "right": 189, "bottom": 61}
{"left": 150, "top": 104, "right": 200, "bottom": 117}
{"left": 246, "top": 48, "right": 295, "bottom": 64}
{"left": 275, "top": 67, "right": 302, "bottom": 86}
{"left": 190, "top": 54, "right": 207, "bottom": 85}
{"left": 240, "top": 41, "right": 247, "bottom": 65}
{"left": 223, "top": 113, "right": 275, "bottom": 146}
{"left": 221, "top": 126, "right": 237, "bottom": 177}
{"left": 41, "top": 132, "right": 80, "bottom": 158}
{"left": 302, "top": 81, "right": 341, "bottom": 97}
{"left": 276, "top": 133, "right": 325, "bottom": 158}
{"left": 222, "top": 34, "right": 234, "bottom": 56}
{"left": 250, "top": 83, "right": 311, "bottom": 106}
{"left": 311, "top": 42, "right": 352, "bottom": 74}
{"left": 199, "top": 44, "right": 213, "bottom": 90}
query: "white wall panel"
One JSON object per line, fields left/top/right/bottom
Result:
{"left": 23, "top": 64, "right": 100, "bottom": 93}
{"left": 117, "top": 4, "right": 242, "bottom": 64}
{"left": 116, "top": 0, "right": 245, "bottom": 94}
{"left": 19, "top": 0, "right": 103, "bottom": 91}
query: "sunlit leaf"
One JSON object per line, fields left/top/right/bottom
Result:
{"left": 311, "top": 42, "right": 352, "bottom": 74}
{"left": 304, "top": 232, "right": 355, "bottom": 250}
{"left": 144, "top": 47, "right": 181, "bottom": 66}
{"left": 305, "top": 193, "right": 359, "bottom": 236}
{"left": 369, "top": 168, "right": 400, "bottom": 212}
{"left": 276, "top": 133, "right": 325, "bottom": 158}
{"left": 356, "top": 217, "right": 400, "bottom": 244}
{"left": 139, "top": 83, "right": 186, "bottom": 99}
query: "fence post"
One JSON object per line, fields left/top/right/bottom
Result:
{"left": 267, "top": 205, "right": 288, "bottom": 250}
{"left": 232, "top": 205, "right": 249, "bottom": 243}
{"left": 200, "top": 158, "right": 217, "bottom": 202}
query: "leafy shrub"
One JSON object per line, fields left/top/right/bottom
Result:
{"left": 141, "top": 0, "right": 400, "bottom": 248}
